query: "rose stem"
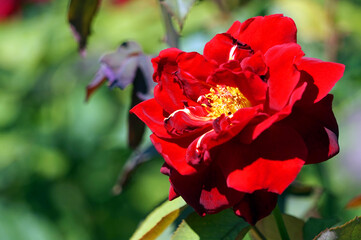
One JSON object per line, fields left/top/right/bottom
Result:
{"left": 315, "top": 163, "right": 330, "bottom": 190}
{"left": 272, "top": 204, "right": 290, "bottom": 240}
{"left": 159, "top": 2, "right": 179, "bottom": 48}
{"left": 251, "top": 225, "right": 267, "bottom": 240}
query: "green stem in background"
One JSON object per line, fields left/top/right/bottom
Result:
{"left": 315, "top": 163, "right": 337, "bottom": 218}
{"left": 272, "top": 205, "right": 290, "bottom": 240}
{"left": 159, "top": 1, "right": 180, "bottom": 48}
{"left": 324, "top": 0, "right": 339, "bottom": 62}
{"left": 315, "top": 163, "right": 330, "bottom": 190}
{"left": 251, "top": 225, "right": 267, "bottom": 240}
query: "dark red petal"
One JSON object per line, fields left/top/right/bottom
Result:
{"left": 150, "top": 134, "right": 197, "bottom": 175}
{"left": 265, "top": 43, "right": 304, "bottom": 111}
{"left": 282, "top": 94, "right": 339, "bottom": 164}
{"left": 199, "top": 164, "right": 245, "bottom": 213}
{"left": 130, "top": 98, "right": 171, "bottom": 138}
{"left": 233, "top": 190, "right": 278, "bottom": 225}
{"left": 160, "top": 162, "right": 171, "bottom": 176}
{"left": 186, "top": 107, "right": 259, "bottom": 166}
{"left": 177, "top": 52, "right": 217, "bottom": 81}
{"left": 241, "top": 51, "right": 267, "bottom": 76}
{"left": 167, "top": 169, "right": 205, "bottom": 215}
{"left": 219, "top": 125, "right": 307, "bottom": 194}
{"left": 199, "top": 187, "right": 229, "bottom": 213}
{"left": 169, "top": 184, "right": 180, "bottom": 200}
{"left": 168, "top": 163, "right": 244, "bottom": 215}
{"left": 236, "top": 14, "right": 297, "bottom": 54}
{"left": 325, "top": 127, "right": 339, "bottom": 158}
{"left": 297, "top": 57, "right": 345, "bottom": 103}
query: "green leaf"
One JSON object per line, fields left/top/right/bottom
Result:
{"left": 250, "top": 214, "right": 304, "bottom": 240}
{"left": 68, "top": 0, "right": 100, "bottom": 54}
{"left": 160, "top": 0, "right": 196, "bottom": 30}
{"left": 130, "top": 197, "right": 187, "bottom": 240}
{"left": 172, "top": 209, "right": 250, "bottom": 240}
{"left": 314, "top": 217, "right": 361, "bottom": 240}
{"left": 303, "top": 218, "right": 339, "bottom": 240}
{"left": 319, "top": 191, "right": 340, "bottom": 219}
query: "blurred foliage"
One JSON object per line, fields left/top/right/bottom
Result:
{"left": 0, "top": 0, "right": 361, "bottom": 239}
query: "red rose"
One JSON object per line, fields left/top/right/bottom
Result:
{"left": 131, "top": 14, "right": 344, "bottom": 224}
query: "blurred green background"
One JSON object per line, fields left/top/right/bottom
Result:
{"left": 0, "top": 0, "right": 361, "bottom": 239}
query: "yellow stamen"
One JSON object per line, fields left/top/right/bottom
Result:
{"left": 201, "top": 85, "right": 250, "bottom": 118}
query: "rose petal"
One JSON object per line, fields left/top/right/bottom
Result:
{"left": 167, "top": 168, "right": 205, "bottom": 215}
{"left": 199, "top": 165, "right": 244, "bottom": 213}
{"left": 203, "top": 34, "right": 234, "bottom": 64}
{"left": 265, "top": 43, "right": 304, "bottom": 112}
{"left": 174, "top": 70, "right": 212, "bottom": 101}
{"left": 233, "top": 190, "right": 278, "bottom": 225}
{"left": 219, "top": 125, "right": 307, "bottom": 194}
{"left": 186, "top": 107, "right": 259, "bottom": 166}
{"left": 219, "top": 60, "right": 242, "bottom": 73}
{"left": 168, "top": 163, "right": 244, "bottom": 215}
{"left": 164, "top": 106, "right": 213, "bottom": 137}
{"left": 154, "top": 71, "right": 198, "bottom": 113}
{"left": 152, "top": 48, "right": 182, "bottom": 82}
{"left": 227, "top": 158, "right": 305, "bottom": 194}
{"left": 282, "top": 94, "right": 339, "bottom": 164}
{"left": 226, "top": 20, "right": 242, "bottom": 36}
{"left": 325, "top": 127, "right": 339, "bottom": 158}
{"left": 153, "top": 48, "right": 199, "bottom": 113}
{"left": 150, "top": 134, "right": 197, "bottom": 175}
{"left": 199, "top": 187, "right": 230, "bottom": 213}
{"left": 241, "top": 71, "right": 268, "bottom": 105}
{"left": 177, "top": 52, "right": 217, "bottom": 81}
{"left": 169, "top": 184, "right": 180, "bottom": 200}
{"left": 234, "top": 14, "right": 297, "bottom": 54}
{"left": 297, "top": 57, "right": 345, "bottom": 103}
{"left": 203, "top": 33, "right": 252, "bottom": 65}
{"left": 240, "top": 82, "right": 308, "bottom": 143}
{"left": 130, "top": 98, "right": 171, "bottom": 138}
{"left": 241, "top": 51, "right": 267, "bottom": 76}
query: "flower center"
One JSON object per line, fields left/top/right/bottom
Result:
{"left": 198, "top": 85, "right": 250, "bottom": 118}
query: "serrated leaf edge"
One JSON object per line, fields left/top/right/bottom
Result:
{"left": 314, "top": 216, "right": 361, "bottom": 240}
